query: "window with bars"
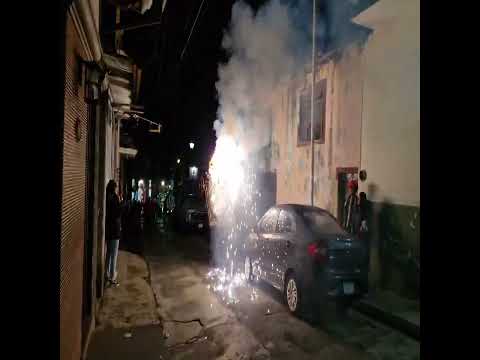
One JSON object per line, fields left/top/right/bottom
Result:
{"left": 298, "top": 79, "right": 327, "bottom": 145}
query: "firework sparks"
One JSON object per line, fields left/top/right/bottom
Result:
{"left": 206, "top": 130, "right": 265, "bottom": 306}
{"left": 209, "top": 135, "right": 246, "bottom": 217}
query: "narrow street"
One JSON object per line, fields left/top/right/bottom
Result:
{"left": 141, "top": 222, "right": 419, "bottom": 360}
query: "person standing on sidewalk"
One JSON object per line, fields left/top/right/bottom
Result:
{"left": 105, "top": 179, "right": 122, "bottom": 287}
{"left": 359, "top": 191, "right": 370, "bottom": 270}
{"left": 359, "top": 192, "right": 369, "bottom": 237}
{"left": 343, "top": 179, "right": 360, "bottom": 234}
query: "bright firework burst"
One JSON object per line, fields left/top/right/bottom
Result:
{"left": 206, "top": 134, "right": 263, "bottom": 305}
{"left": 209, "top": 135, "right": 246, "bottom": 218}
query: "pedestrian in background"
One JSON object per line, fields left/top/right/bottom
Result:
{"left": 343, "top": 179, "right": 360, "bottom": 234}
{"left": 105, "top": 179, "right": 122, "bottom": 287}
{"left": 137, "top": 180, "right": 145, "bottom": 204}
{"left": 359, "top": 191, "right": 370, "bottom": 269}
{"left": 359, "top": 191, "right": 369, "bottom": 235}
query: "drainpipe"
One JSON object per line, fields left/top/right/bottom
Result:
{"left": 310, "top": 0, "right": 316, "bottom": 206}
{"left": 359, "top": 43, "right": 366, "bottom": 192}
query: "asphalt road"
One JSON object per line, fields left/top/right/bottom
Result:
{"left": 143, "top": 223, "right": 420, "bottom": 360}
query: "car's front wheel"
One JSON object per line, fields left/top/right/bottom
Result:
{"left": 284, "top": 273, "right": 302, "bottom": 315}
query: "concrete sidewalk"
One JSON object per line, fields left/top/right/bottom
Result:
{"left": 86, "top": 250, "right": 166, "bottom": 360}
{"left": 353, "top": 290, "right": 420, "bottom": 340}
{"left": 86, "top": 324, "right": 168, "bottom": 360}
{"left": 96, "top": 251, "right": 160, "bottom": 328}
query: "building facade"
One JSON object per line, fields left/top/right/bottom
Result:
{"left": 354, "top": 0, "right": 420, "bottom": 298}
{"left": 60, "top": 1, "right": 140, "bottom": 359}
{"left": 61, "top": 2, "right": 103, "bottom": 360}
{"left": 271, "top": 41, "right": 366, "bottom": 219}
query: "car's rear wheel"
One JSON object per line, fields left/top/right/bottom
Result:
{"left": 284, "top": 273, "right": 302, "bottom": 315}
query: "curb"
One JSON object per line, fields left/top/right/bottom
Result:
{"left": 352, "top": 300, "right": 420, "bottom": 341}
{"left": 144, "top": 257, "right": 164, "bottom": 326}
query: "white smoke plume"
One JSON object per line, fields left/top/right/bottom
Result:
{"left": 215, "top": 0, "right": 312, "bottom": 155}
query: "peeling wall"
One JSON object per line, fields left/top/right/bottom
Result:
{"left": 271, "top": 43, "right": 364, "bottom": 216}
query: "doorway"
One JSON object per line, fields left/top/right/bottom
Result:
{"left": 337, "top": 172, "right": 348, "bottom": 222}
{"left": 336, "top": 167, "right": 358, "bottom": 225}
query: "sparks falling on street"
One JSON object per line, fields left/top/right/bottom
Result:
{"left": 206, "top": 133, "right": 263, "bottom": 305}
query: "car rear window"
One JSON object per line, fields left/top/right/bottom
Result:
{"left": 183, "top": 197, "right": 205, "bottom": 210}
{"left": 300, "top": 210, "right": 346, "bottom": 235}
{"left": 258, "top": 208, "right": 279, "bottom": 233}
{"left": 278, "top": 210, "right": 296, "bottom": 233}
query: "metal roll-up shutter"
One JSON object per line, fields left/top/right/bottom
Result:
{"left": 60, "top": 13, "right": 89, "bottom": 360}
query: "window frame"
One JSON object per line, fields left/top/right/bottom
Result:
{"left": 297, "top": 79, "right": 327, "bottom": 146}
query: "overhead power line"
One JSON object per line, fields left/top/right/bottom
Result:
{"left": 180, "top": 0, "right": 208, "bottom": 61}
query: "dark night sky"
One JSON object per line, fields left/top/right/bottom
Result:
{"left": 121, "top": 0, "right": 239, "bottom": 179}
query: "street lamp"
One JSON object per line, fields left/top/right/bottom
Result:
{"left": 189, "top": 166, "right": 198, "bottom": 179}
{"left": 161, "top": 180, "right": 165, "bottom": 187}
{"left": 189, "top": 142, "right": 195, "bottom": 149}
{"left": 177, "top": 158, "right": 181, "bottom": 164}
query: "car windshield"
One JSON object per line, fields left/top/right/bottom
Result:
{"left": 300, "top": 210, "right": 346, "bottom": 235}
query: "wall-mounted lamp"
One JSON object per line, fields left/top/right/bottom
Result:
{"left": 148, "top": 124, "right": 162, "bottom": 133}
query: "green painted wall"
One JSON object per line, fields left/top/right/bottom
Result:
{"left": 366, "top": 200, "right": 420, "bottom": 300}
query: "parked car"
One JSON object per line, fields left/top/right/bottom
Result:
{"left": 243, "top": 204, "right": 368, "bottom": 315}
{"left": 174, "top": 194, "right": 209, "bottom": 232}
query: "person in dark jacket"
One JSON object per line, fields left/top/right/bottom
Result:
{"left": 105, "top": 180, "right": 122, "bottom": 287}
{"left": 358, "top": 191, "right": 370, "bottom": 269}
{"left": 343, "top": 179, "right": 360, "bottom": 233}
{"left": 359, "top": 192, "right": 369, "bottom": 234}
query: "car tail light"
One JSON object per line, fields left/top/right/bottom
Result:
{"left": 307, "top": 242, "right": 328, "bottom": 264}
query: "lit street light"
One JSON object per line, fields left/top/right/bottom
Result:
{"left": 189, "top": 142, "right": 195, "bottom": 149}
{"left": 161, "top": 180, "right": 165, "bottom": 187}
{"left": 189, "top": 166, "right": 198, "bottom": 179}
{"left": 177, "top": 158, "right": 181, "bottom": 164}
